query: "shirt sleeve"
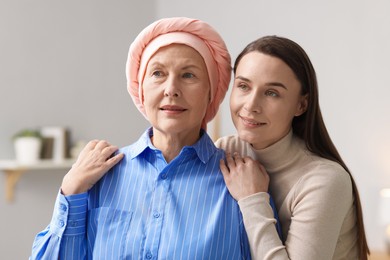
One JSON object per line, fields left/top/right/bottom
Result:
{"left": 30, "top": 191, "right": 88, "bottom": 260}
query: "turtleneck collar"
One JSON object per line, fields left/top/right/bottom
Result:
{"left": 251, "top": 130, "right": 306, "bottom": 173}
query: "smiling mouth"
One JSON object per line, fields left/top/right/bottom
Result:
{"left": 240, "top": 116, "right": 266, "bottom": 126}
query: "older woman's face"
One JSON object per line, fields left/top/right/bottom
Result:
{"left": 142, "top": 44, "right": 210, "bottom": 138}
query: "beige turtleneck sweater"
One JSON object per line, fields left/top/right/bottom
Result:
{"left": 215, "top": 131, "right": 358, "bottom": 260}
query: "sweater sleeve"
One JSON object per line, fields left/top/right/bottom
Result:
{"left": 238, "top": 165, "right": 354, "bottom": 260}
{"left": 216, "top": 135, "right": 286, "bottom": 259}
{"left": 238, "top": 192, "right": 288, "bottom": 260}
{"left": 30, "top": 191, "right": 88, "bottom": 260}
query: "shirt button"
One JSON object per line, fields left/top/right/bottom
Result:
{"left": 58, "top": 220, "right": 65, "bottom": 227}
{"left": 59, "top": 204, "right": 67, "bottom": 212}
{"left": 153, "top": 212, "right": 160, "bottom": 218}
{"left": 146, "top": 252, "right": 153, "bottom": 259}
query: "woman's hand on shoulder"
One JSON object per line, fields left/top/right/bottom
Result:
{"left": 61, "top": 140, "right": 124, "bottom": 195}
{"left": 220, "top": 152, "right": 269, "bottom": 201}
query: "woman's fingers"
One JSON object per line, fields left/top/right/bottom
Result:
{"left": 233, "top": 152, "right": 244, "bottom": 164}
{"left": 225, "top": 151, "right": 246, "bottom": 169}
{"left": 61, "top": 139, "right": 124, "bottom": 195}
{"left": 106, "top": 153, "right": 124, "bottom": 166}
{"left": 94, "top": 140, "right": 110, "bottom": 151}
{"left": 85, "top": 139, "right": 99, "bottom": 150}
{"left": 219, "top": 151, "right": 270, "bottom": 201}
{"left": 102, "top": 151, "right": 124, "bottom": 173}
{"left": 220, "top": 159, "right": 229, "bottom": 176}
{"left": 101, "top": 145, "right": 120, "bottom": 161}
{"left": 80, "top": 140, "right": 119, "bottom": 164}
{"left": 257, "top": 161, "right": 270, "bottom": 181}
{"left": 225, "top": 152, "right": 236, "bottom": 167}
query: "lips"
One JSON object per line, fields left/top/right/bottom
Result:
{"left": 160, "top": 105, "right": 187, "bottom": 112}
{"left": 239, "top": 115, "right": 266, "bottom": 126}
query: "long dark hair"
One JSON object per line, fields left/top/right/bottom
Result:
{"left": 234, "top": 35, "right": 369, "bottom": 259}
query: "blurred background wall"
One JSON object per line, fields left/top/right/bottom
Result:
{"left": 1, "top": 0, "right": 389, "bottom": 258}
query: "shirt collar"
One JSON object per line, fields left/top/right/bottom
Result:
{"left": 127, "top": 127, "right": 216, "bottom": 164}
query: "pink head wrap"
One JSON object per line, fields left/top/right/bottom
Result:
{"left": 126, "top": 17, "right": 231, "bottom": 129}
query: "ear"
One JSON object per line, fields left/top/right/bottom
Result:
{"left": 295, "top": 94, "right": 308, "bottom": 116}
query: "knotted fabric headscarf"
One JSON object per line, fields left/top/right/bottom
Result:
{"left": 126, "top": 17, "right": 231, "bottom": 129}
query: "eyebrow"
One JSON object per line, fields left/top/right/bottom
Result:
{"left": 147, "top": 61, "right": 163, "bottom": 68}
{"left": 235, "top": 75, "right": 287, "bottom": 90}
{"left": 147, "top": 62, "right": 201, "bottom": 71}
{"left": 181, "top": 64, "right": 202, "bottom": 71}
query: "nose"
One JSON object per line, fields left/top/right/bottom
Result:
{"left": 164, "top": 76, "right": 181, "bottom": 97}
{"left": 243, "top": 93, "right": 261, "bottom": 113}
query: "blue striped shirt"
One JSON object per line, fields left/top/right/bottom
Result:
{"left": 30, "top": 128, "right": 251, "bottom": 259}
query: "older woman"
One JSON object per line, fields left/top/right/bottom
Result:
{"left": 30, "top": 17, "right": 252, "bottom": 259}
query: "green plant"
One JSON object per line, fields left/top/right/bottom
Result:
{"left": 12, "top": 129, "right": 42, "bottom": 140}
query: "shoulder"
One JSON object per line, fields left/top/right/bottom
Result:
{"left": 215, "top": 135, "right": 253, "bottom": 156}
{"left": 292, "top": 137, "right": 352, "bottom": 190}
{"left": 285, "top": 158, "right": 356, "bottom": 227}
{"left": 214, "top": 135, "right": 239, "bottom": 148}
{"left": 296, "top": 157, "right": 353, "bottom": 200}
{"left": 117, "top": 130, "right": 151, "bottom": 160}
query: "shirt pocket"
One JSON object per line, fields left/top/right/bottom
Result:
{"left": 87, "top": 207, "right": 133, "bottom": 259}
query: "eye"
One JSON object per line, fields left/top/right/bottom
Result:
{"left": 183, "top": 72, "right": 195, "bottom": 79}
{"left": 152, "top": 70, "right": 163, "bottom": 77}
{"left": 265, "top": 90, "right": 279, "bottom": 97}
{"left": 237, "top": 83, "right": 249, "bottom": 91}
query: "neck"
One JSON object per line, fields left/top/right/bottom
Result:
{"left": 151, "top": 128, "right": 201, "bottom": 162}
{"left": 251, "top": 130, "right": 297, "bottom": 171}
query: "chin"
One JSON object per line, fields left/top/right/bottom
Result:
{"left": 238, "top": 131, "right": 257, "bottom": 145}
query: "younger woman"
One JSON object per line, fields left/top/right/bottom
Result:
{"left": 216, "top": 36, "right": 370, "bottom": 259}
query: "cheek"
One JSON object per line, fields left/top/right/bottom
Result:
{"left": 229, "top": 102, "right": 241, "bottom": 128}
{"left": 197, "top": 95, "right": 210, "bottom": 115}
{"left": 193, "top": 86, "right": 210, "bottom": 104}
{"left": 273, "top": 105, "right": 297, "bottom": 125}
{"left": 143, "top": 86, "right": 161, "bottom": 103}
{"left": 142, "top": 95, "right": 152, "bottom": 109}
{"left": 229, "top": 93, "right": 241, "bottom": 113}
{"left": 229, "top": 100, "right": 237, "bottom": 120}
{"left": 142, "top": 92, "right": 160, "bottom": 115}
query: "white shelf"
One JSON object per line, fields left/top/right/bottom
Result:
{"left": 0, "top": 159, "right": 75, "bottom": 202}
{"left": 0, "top": 159, "right": 74, "bottom": 169}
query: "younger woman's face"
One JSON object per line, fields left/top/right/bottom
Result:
{"left": 230, "top": 51, "right": 307, "bottom": 149}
